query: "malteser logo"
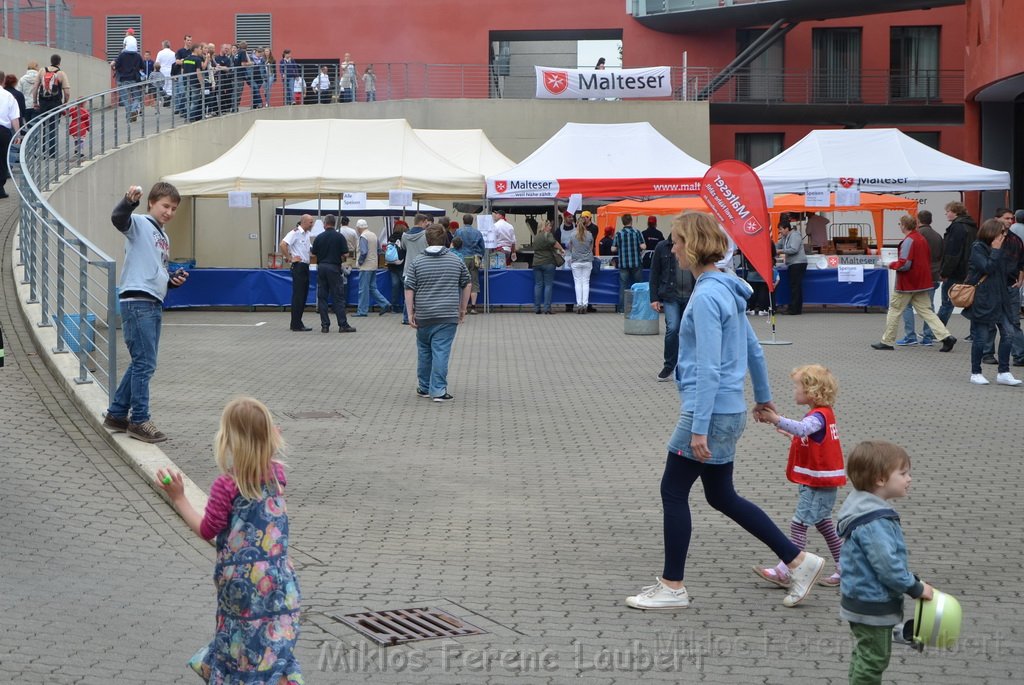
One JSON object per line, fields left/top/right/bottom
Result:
{"left": 494, "top": 180, "right": 507, "bottom": 193}
{"left": 743, "top": 217, "right": 763, "bottom": 236}
{"left": 839, "top": 177, "right": 855, "bottom": 188}
{"left": 542, "top": 70, "right": 569, "bottom": 95}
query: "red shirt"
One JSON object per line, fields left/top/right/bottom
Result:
{"left": 891, "top": 230, "right": 934, "bottom": 292}
{"left": 785, "top": 407, "right": 846, "bottom": 487}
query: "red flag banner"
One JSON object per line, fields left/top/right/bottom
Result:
{"left": 700, "top": 160, "right": 774, "bottom": 291}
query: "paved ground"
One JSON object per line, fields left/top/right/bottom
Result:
{"left": 3, "top": 191, "right": 1021, "bottom": 683}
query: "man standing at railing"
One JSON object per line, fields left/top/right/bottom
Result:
{"left": 154, "top": 40, "right": 175, "bottom": 107}
{"left": 172, "top": 35, "right": 193, "bottom": 115}
{"left": 103, "top": 183, "right": 188, "bottom": 444}
{"left": 214, "top": 44, "right": 234, "bottom": 114}
{"left": 0, "top": 73, "right": 21, "bottom": 199}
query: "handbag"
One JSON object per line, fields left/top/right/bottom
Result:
{"left": 552, "top": 251, "right": 565, "bottom": 267}
{"left": 949, "top": 275, "right": 986, "bottom": 308}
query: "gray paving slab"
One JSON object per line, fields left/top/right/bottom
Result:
{"left": 4, "top": 191, "right": 1022, "bottom": 683}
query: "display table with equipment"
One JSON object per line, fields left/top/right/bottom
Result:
{"left": 162, "top": 267, "right": 636, "bottom": 309}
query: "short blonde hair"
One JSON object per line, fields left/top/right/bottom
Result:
{"left": 214, "top": 396, "right": 285, "bottom": 500}
{"left": 945, "top": 201, "right": 966, "bottom": 216}
{"left": 791, "top": 364, "right": 838, "bottom": 407}
{"left": 898, "top": 215, "right": 917, "bottom": 232}
{"left": 672, "top": 212, "right": 726, "bottom": 266}
{"left": 846, "top": 441, "right": 910, "bottom": 491}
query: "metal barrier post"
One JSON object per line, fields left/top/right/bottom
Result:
{"left": 74, "top": 250, "right": 92, "bottom": 385}
{"left": 52, "top": 228, "right": 67, "bottom": 352}
{"left": 38, "top": 217, "right": 51, "bottom": 326}
{"left": 105, "top": 266, "right": 118, "bottom": 406}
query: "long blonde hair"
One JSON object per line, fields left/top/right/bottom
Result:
{"left": 214, "top": 396, "right": 285, "bottom": 500}
{"left": 575, "top": 218, "right": 589, "bottom": 243}
{"left": 672, "top": 212, "right": 727, "bottom": 267}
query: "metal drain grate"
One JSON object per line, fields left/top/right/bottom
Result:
{"left": 337, "top": 607, "right": 487, "bottom": 646}
{"left": 283, "top": 410, "right": 351, "bottom": 420}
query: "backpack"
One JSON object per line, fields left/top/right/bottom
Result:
{"left": 39, "top": 68, "right": 62, "bottom": 102}
{"left": 384, "top": 241, "right": 400, "bottom": 264}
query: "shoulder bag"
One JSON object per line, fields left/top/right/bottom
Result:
{"left": 949, "top": 275, "right": 986, "bottom": 308}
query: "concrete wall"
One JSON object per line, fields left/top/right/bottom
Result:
{"left": 0, "top": 37, "right": 111, "bottom": 101}
{"left": 46, "top": 99, "right": 709, "bottom": 268}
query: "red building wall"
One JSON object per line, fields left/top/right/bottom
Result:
{"left": 964, "top": 0, "right": 1024, "bottom": 97}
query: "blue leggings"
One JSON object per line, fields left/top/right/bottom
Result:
{"left": 661, "top": 454, "right": 800, "bottom": 581}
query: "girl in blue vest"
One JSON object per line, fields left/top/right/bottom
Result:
{"left": 753, "top": 364, "right": 846, "bottom": 588}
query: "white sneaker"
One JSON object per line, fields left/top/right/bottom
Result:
{"left": 970, "top": 374, "right": 990, "bottom": 385}
{"left": 783, "top": 553, "right": 824, "bottom": 607}
{"left": 625, "top": 578, "right": 690, "bottom": 610}
{"left": 996, "top": 372, "right": 1023, "bottom": 386}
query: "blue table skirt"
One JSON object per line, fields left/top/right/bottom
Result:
{"left": 772, "top": 267, "right": 889, "bottom": 308}
{"left": 162, "top": 267, "right": 637, "bottom": 308}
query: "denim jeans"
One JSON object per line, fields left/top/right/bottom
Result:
{"left": 981, "top": 286, "right": 1024, "bottom": 360}
{"left": 533, "top": 263, "right": 555, "bottom": 312}
{"left": 107, "top": 300, "right": 162, "bottom": 423}
{"left": 662, "top": 300, "right": 684, "bottom": 371}
{"left": 389, "top": 269, "right": 407, "bottom": 321}
{"left": 416, "top": 323, "right": 457, "bottom": 397}
{"left": 118, "top": 77, "right": 142, "bottom": 115}
{"left": 618, "top": 266, "right": 643, "bottom": 313}
{"left": 185, "top": 81, "right": 202, "bottom": 121}
{"left": 971, "top": 316, "right": 1014, "bottom": 373}
{"left": 937, "top": 278, "right": 956, "bottom": 325}
{"left": 902, "top": 282, "right": 937, "bottom": 340}
{"left": 357, "top": 270, "right": 389, "bottom": 315}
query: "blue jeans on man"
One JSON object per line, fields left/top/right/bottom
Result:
{"left": 618, "top": 266, "right": 644, "bottom": 313}
{"left": 416, "top": 323, "right": 457, "bottom": 397}
{"left": 937, "top": 278, "right": 956, "bottom": 325}
{"left": 662, "top": 300, "right": 684, "bottom": 372}
{"left": 107, "top": 300, "right": 162, "bottom": 423}
{"left": 118, "top": 77, "right": 142, "bottom": 117}
{"left": 533, "top": 263, "right": 556, "bottom": 313}
{"left": 901, "top": 282, "right": 938, "bottom": 343}
{"left": 981, "top": 285, "right": 1024, "bottom": 362}
{"left": 389, "top": 269, "right": 407, "bottom": 323}
{"left": 357, "top": 270, "right": 390, "bottom": 315}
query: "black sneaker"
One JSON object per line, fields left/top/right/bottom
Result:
{"left": 981, "top": 354, "right": 997, "bottom": 365}
{"left": 416, "top": 388, "right": 430, "bottom": 399}
{"left": 870, "top": 342, "right": 895, "bottom": 351}
{"left": 657, "top": 367, "right": 673, "bottom": 382}
{"left": 321, "top": 326, "right": 330, "bottom": 333}
{"left": 338, "top": 325, "right": 357, "bottom": 333}
{"left": 103, "top": 414, "right": 129, "bottom": 432}
{"left": 127, "top": 420, "right": 167, "bottom": 444}
{"left": 432, "top": 393, "right": 454, "bottom": 403}
{"left": 939, "top": 336, "right": 957, "bottom": 353}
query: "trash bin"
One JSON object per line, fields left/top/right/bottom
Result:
{"left": 56, "top": 313, "right": 96, "bottom": 353}
{"left": 624, "top": 283, "right": 659, "bottom": 335}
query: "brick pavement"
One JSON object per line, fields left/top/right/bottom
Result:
{"left": 5, "top": 189, "right": 1022, "bottom": 682}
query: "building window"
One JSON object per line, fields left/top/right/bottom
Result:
{"left": 106, "top": 15, "right": 140, "bottom": 61}
{"left": 904, "top": 131, "right": 940, "bottom": 150}
{"left": 890, "top": 27, "right": 940, "bottom": 100}
{"left": 735, "top": 29, "right": 783, "bottom": 102}
{"left": 235, "top": 13, "right": 272, "bottom": 50}
{"left": 735, "top": 133, "right": 784, "bottom": 168}
{"left": 812, "top": 28, "right": 861, "bottom": 103}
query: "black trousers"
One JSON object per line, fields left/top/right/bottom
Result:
{"left": 0, "top": 125, "right": 12, "bottom": 187}
{"left": 787, "top": 262, "right": 807, "bottom": 315}
{"left": 317, "top": 263, "right": 349, "bottom": 329}
{"left": 289, "top": 262, "right": 310, "bottom": 329}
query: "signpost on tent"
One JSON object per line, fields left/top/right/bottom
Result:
{"left": 699, "top": 160, "right": 791, "bottom": 346}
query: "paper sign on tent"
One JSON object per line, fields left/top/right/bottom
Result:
{"left": 228, "top": 191, "right": 252, "bottom": 208}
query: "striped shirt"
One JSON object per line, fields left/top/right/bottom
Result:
{"left": 612, "top": 227, "right": 645, "bottom": 269}
{"left": 404, "top": 247, "right": 470, "bottom": 326}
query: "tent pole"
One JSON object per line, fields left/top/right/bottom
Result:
{"left": 759, "top": 287, "right": 792, "bottom": 346}
{"left": 191, "top": 197, "right": 196, "bottom": 263}
{"left": 483, "top": 199, "right": 491, "bottom": 314}
{"left": 257, "top": 198, "right": 263, "bottom": 268}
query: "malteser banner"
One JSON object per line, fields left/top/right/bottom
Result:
{"left": 535, "top": 66, "right": 672, "bottom": 99}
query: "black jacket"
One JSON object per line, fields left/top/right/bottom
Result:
{"left": 113, "top": 50, "right": 143, "bottom": 81}
{"left": 939, "top": 215, "right": 978, "bottom": 281}
{"left": 963, "top": 241, "right": 1013, "bottom": 323}
{"left": 648, "top": 240, "right": 694, "bottom": 304}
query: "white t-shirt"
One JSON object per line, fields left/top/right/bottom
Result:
{"left": 123, "top": 35, "right": 138, "bottom": 53}
{"left": 155, "top": 47, "right": 175, "bottom": 75}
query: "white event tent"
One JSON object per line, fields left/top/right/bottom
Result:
{"left": 755, "top": 128, "right": 1011, "bottom": 196}
{"left": 485, "top": 122, "right": 709, "bottom": 201}
{"left": 413, "top": 128, "right": 516, "bottom": 177}
{"left": 163, "top": 119, "right": 486, "bottom": 199}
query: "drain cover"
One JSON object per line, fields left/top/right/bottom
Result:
{"left": 337, "top": 607, "right": 487, "bottom": 646}
{"left": 283, "top": 410, "right": 350, "bottom": 420}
